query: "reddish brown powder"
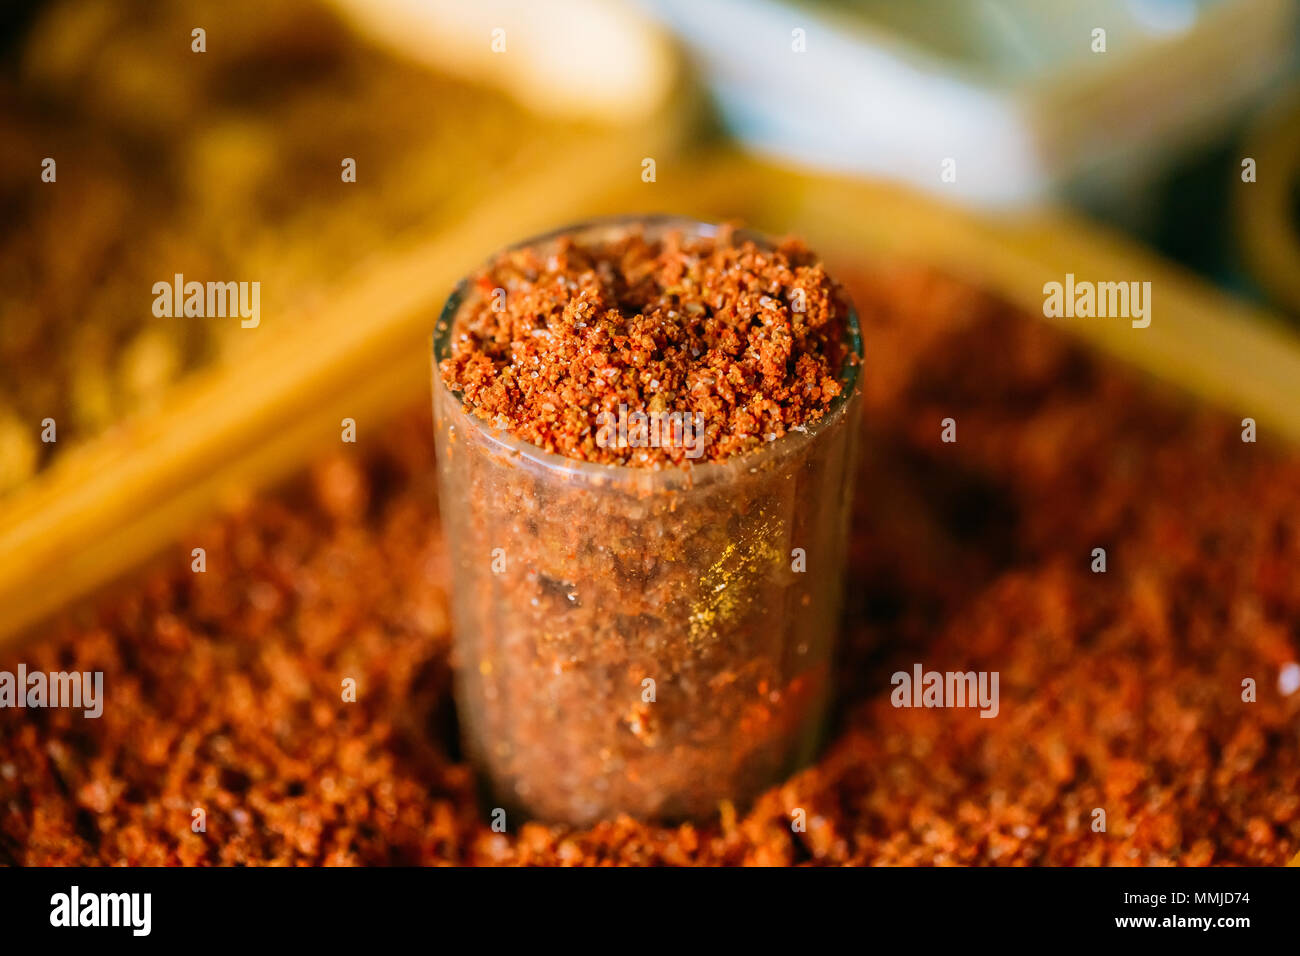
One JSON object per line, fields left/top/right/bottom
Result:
{"left": 3, "top": 264, "right": 1299, "bottom": 865}
{"left": 439, "top": 225, "right": 851, "bottom": 466}
{"left": 432, "top": 223, "right": 860, "bottom": 823}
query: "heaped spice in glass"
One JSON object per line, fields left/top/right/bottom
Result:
{"left": 440, "top": 223, "right": 853, "bottom": 465}
{"left": 433, "top": 219, "right": 862, "bottom": 824}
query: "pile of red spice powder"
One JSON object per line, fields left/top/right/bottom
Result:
{"left": 3, "top": 264, "right": 1298, "bottom": 865}
{"left": 439, "top": 225, "right": 852, "bottom": 465}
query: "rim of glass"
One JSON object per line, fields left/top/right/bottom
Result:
{"left": 431, "top": 214, "right": 862, "bottom": 485}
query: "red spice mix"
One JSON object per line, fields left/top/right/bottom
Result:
{"left": 3, "top": 264, "right": 1299, "bottom": 864}
{"left": 439, "top": 224, "right": 851, "bottom": 466}
{"left": 432, "top": 222, "right": 860, "bottom": 824}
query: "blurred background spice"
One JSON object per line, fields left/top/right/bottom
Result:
{"left": 0, "top": 0, "right": 590, "bottom": 492}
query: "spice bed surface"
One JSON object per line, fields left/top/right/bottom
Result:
{"left": 3, "top": 265, "right": 1297, "bottom": 865}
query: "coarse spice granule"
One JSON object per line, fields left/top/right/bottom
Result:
{"left": 439, "top": 224, "right": 852, "bottom": 466}
{"left": 3, "top": 264, "right": 1299, "bottom": 864}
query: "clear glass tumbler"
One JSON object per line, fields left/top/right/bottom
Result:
{"left": 431, "top": 216, "right": 862, "bottom": 825}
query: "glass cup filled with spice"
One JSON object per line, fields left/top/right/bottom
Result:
{"left": 431, "top": 215, "right": 862, "bottom": 825}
